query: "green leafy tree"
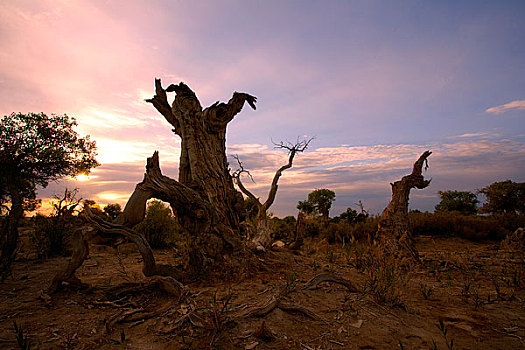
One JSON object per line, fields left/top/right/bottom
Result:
{"left": 135, "top": 200, "right": 178, "bottom": 248}
{"left": 298, "top": 189, "right": 336, "bottom": 218}
{"left": 435, "top": 190, "right": 478, "bottom": 215}
{"left": 103, "top": 203, "right": 122, "bottom": 220}
{"left": 297, "top": 200, "right": 315, "bottom": 215}
{"left": 0, "top": 113, "right": 98, "bottom": 279}
{"left": 339, "top": 207, "right": 359, "bottom": 223}
{"left": 478, "top": 180, "right": 525, "bottom": 215}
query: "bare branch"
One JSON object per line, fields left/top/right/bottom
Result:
{"left": 52, "top": 187, "right": 82, "bottom": 217}
{"left": 271, "top": 136, "right": 314, "bottom": 153}
{"left": 262, "top": 137, "right": 313, "bottom": 211}
{"left": 145, "top": 78, "right": 181, "bottom": 135}
{"left": 231, "top": 155, "right": 260, "bottom": 205}
{"left": 231, "top": 154, "right": 255, "bottom": 183}
{"left": 411, "top": 150, "right": 432, "bottom": 176}
{"left": 204, "top": 92, "right": 257, "bottom": 130}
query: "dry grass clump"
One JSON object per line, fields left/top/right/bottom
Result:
{"left": 361, "top": 245, "right": 411, "bottom": 307}
{"left": 500, "top": 227, "right": 525, "bottom": 253}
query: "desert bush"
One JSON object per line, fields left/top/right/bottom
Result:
{"left": 31, "top": 213, "right": 78, "bottom": 258}
{"left": 269, "top": 214, "right": 379, "bottom": 244}
{"left": 344, "top": 240, "right": 367, "bottom": 271}
{"left": 317, "top": 216, "right": 378, "bottom": 243}
{"left": 493, "top": 213, "right": 525, "bottom": 233}
{"left": 30, "top": 189, "right": 83, "bottom": 258}
{"left": 134, "top": 200, "right": 179, "bottom": 248}
{"left": 409, "top": 211, "right": 510, "bottom": 241}
{"left": 363, "top": 246, "right": 410, "bottom": 307}
{"left": 103, "top": 203, "right": 122, "bottom": 219}
{"left": 348, "top": 216, "right": 379, "bottom": 240}
{"left": 269, "top": 215, "right": 296, "bottom": 240}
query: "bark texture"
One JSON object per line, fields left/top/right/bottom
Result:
{"left": 143, "top": 80, "right": 256, "bottom": 269}
{"left": 289, "top": 211, "right": 305, "bottom": 250}
{"left": 377, "top": 151, "right": 432, "bottom": 260}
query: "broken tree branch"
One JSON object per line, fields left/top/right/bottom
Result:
{"left": 232, "top": 137, "right": 313, "bottom": 251}
{"left": 302, "top": 273, "right": 359, "bottom": 292}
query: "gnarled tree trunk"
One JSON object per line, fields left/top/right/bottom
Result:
{"left": 376, "top": 151, "right": 432, "bottom": 260}
{"left": 0, "top": 182, "right": 23, "bottom": 281}
{"left": 141, "top": 80, "right": 256, "bottom": 270}
{"left": 49, "top": 81, "right": 257, "bottom": 290}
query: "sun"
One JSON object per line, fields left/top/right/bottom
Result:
{"left": 75, "top": 174, "right": 91, "bottom": 182}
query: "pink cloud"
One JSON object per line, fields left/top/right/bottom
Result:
{"left": 486, "top": 100, "right": 525, "bottom": 114}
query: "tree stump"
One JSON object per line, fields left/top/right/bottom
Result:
{"left": 376, "top": 151, "right": 432, "bottom": 261}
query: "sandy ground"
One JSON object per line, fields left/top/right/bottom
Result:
{"left": 0, "top": 235, "right": 524, "bottom": 349}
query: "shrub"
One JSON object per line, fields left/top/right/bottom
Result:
{"left": 435, "top": 190, "right": 478, "bottom": 215}
{"left": 134, "top": 200, "right": 179, "bottom": 248}
{"left": 31, "top": 213, "right": 77, "bottom": 258}
{"left": 363, "top": 246, "right": 410, "bottom": 307}
{"left": 408, "top": 211, "right": 509, "bottom": 241}
{"left": 103, "top": 203, "right": 122, "bottom": 220}
{"left": 269, "top": 215, "right": 296, "bottom": 240}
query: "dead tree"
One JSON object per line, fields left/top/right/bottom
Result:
{"left": 232, "top": 139, "right": 311, "bottom": 251}
{"left": 50, "top": 80, "right": 257, "bottom": 289}
{"left": 289, "top": 211, "right": 305, "bottom": 250}
{"left": 53, "top": 188, "right": 82, "bottom": 217}
{"left": 140, "top": 81, "right": 256, "bottom": 269}
{"left": 126, "top": 80, "right": 257, "bottom": 269}
{"left": 376, "top": 151, "right": 432, "bottom": 260}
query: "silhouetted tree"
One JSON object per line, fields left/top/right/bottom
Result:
{"left": 478, "top": 180, "right": 525, "bottom": 215}
{"left": 297, "top": 200, "right": 315, "bottom": 215}
{"left": 0, "top": 113, "right": 98, "bottom": 279}
{"left": 103, "top": 203, "right": 122, "bottom": 220}
{"left": 435, "top": 190, "right": 478, "bottom": 215}
{"left": 299, "top": 189, "right": 336, "bottom": 219}
{"left": 338, "top": 207, "right": 359, "bottom": 223}
{"left": 32, "top": 188, "right": 82, "bottom": 258}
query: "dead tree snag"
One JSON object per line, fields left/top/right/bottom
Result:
{"left": 50, "top": 80, "right": 257, "bottom": 291}
{"left": 377, "top": 151, "right": 432, "bottom": 260}
{"left": 142, "top": 80, "right": 256, "bottom": 269}
{"left": 232, "top": 139, "right": 311, "bottom": 251}
{"left": 289, "top": 211, "right": 305, "bottom": 250}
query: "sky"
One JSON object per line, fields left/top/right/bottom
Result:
{"left": 1, "top": 0, "right": 524, "bottom": 217}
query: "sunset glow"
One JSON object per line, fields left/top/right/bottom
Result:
{"left": 0, "top": 1, "right": 523, "bottom": 216}
{"left": 74, "top": 174, "right": 91, "bottom": 182}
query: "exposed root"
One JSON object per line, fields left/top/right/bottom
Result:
{"left": 49, "top": 206, "right": 186, "bottom": 297}
{"left": 278, "top": 301, "right": 322, "bottom": 320}
{"left": 302, "top": 273, "right": 359, "bottom": 292}
{"left": 160, "top": 309, "right": 210, "bottom": 334}
{"left": 150, "top": 276, "right": 189, "bottom": 300}
{"left": 47, "top": 225, "right": 96, "bottom": 294}
{"left": 105, "top": 301, "right": 175, "bottom": 334}
{"left": 241, "top": 296, "right": 280, "bottom": 318}
{"left": 240, "top": 295, "right": 322, "bottom": 321}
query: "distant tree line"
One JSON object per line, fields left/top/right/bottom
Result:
{"left": 434, "top": 180, "right": 524, "bottom": 215}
